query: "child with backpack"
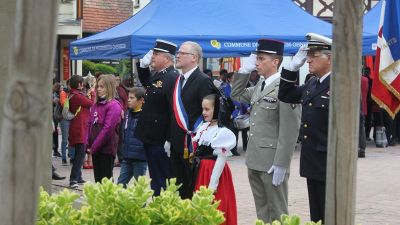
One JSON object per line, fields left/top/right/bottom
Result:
{"left": 192, "top": 94, "right": 238, "bottom": 225}
{"left": 117, "top": 87, "right": 147, "bottom": 187}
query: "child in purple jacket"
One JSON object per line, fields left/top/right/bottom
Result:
{"left": 87, "top": 74, "right": 123, "bottom": 183}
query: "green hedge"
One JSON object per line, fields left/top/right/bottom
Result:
{"left": 38, "top": 177, "right": 323, "bottom": 225}
{"left": 37, "top": 177, "right": 224, "bottom": 225}
{"left": 82, "top": 60, "right": 96, "bottom": 76}
{"left": 82, "top": 61, "right": 117, "bottom": 76}
{"left": 94, "top": 64, "right": 117, "bottom": 75}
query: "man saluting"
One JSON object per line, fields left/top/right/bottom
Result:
{"left": 278, "top": 33, "right": 333, "bottom": 224}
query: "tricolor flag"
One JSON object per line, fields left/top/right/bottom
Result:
{"left": 371, "top": 0, "right": 400, "bottom": 118}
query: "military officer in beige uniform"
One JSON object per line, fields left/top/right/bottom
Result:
{"left": 231, "top": 39, "right": 301, "bottom": 223}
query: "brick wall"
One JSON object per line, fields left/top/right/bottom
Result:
{"left": 83, "top": 0, "right": 133, "bottom": 33}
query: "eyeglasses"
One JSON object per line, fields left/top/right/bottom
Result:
{"left": 176, "top": 51, "right": 195, "bottom": 56}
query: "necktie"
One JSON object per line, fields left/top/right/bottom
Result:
{"left": 261, "top": 80, "right": 266, "bottom": 91}
{"left": 180, "top": 75, "right": 186, "bottom": 88}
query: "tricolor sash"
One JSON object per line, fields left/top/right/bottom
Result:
{"left": 173, "top": 76, "right": 202, "bottom": 159}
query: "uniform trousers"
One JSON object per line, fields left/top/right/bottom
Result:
{"left": 248, "top": 168, "right": 289, "bottom": 223}
{"left": 170, "top": 148, "right": 193, "bottom": 199}
{"left": 306, "top": 178, "right": 326, "bottom": 223}
{"left": 144, "top": 143, "right": 171, "bottom": 196}
{"left": 92, "top": 153, "right": 115, "bottom": 183}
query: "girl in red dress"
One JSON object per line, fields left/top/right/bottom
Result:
{"left": 192, "top": 94, "right": 237, "bottom": 225}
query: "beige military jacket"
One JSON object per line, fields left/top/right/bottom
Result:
{"left": 231, "top": 72, "right": 301, "bottom": 172}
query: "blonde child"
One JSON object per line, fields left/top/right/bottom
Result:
{"left": 86, "top": 74, "right": 123, "bottom": 183}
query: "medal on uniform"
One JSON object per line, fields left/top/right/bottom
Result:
{"left": 153, "top": 80, "right": 163, "bottom": 88}
{"left": 184, "top": 147, "right": 189, "bottom": 159}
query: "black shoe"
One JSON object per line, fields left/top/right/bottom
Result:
{"left": 231, "top": 150, "right": 240, "bottom": 156}
{"left": 62, "top": 159, "right": 68, "bottom": 165}
{"left": 358, "top": 151, "right": 365, "bottom": 158}
{"left": 77, "top": 179, "right": 86, "bottom": 184}
{"left": 53, "top": 151, "right": 62, "bottom": 157}
{"left": 52, "top": 172, "right": 66, "bottom": 180}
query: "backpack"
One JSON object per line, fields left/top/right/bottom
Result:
{"left": 62, "top": 94, "right": 81, "bottom": 120}
{"left": 53, "top": 102, "right": 63, "bottom": 122}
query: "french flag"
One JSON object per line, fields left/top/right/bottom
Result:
{"left": 371, "top": 0, "right": 400, "bottom": 118}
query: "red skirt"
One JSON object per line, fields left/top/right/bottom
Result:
{"left": 194, "top": 159, "right": 237, "bottom": 225}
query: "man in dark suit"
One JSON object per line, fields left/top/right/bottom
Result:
{"left": 135, "top": 39, "right": 180, "bottom": 196}
{"left": 167, "top": 41, "right": 214, "bottom": 199}
{"left": 278, "top": 33, "right": 332, "bottom": 223}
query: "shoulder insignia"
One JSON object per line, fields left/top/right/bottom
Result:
{"left": 262, "top": 96, "right": 278, "bottom": 103}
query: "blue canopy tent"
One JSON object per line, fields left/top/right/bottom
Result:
{"left": 70, "top": 0, "right": 334, "bottom": 59}
{"left": 362, "top": 0, "right": 382, "bottom": 56}
{"left": 70, "top": 0, "right": 378, "bottom": 59}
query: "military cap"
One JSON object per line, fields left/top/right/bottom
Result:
{"left": 153, "top": 39, "right": 177, "bottom": 55}
{"left": 305, "top": 33, "right": 332, "bottom": 51}
{"left": 254, "top": 39, "right": 284, "bottom": 55}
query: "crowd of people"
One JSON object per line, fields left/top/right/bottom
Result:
{"left": 51, "top": 34, "right": 399, "bottom": 225}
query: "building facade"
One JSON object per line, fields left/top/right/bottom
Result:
{"left": 56, "top": 0, "right": 83, "bottom": 82}
{"left": 83, "top": 0, "right": 134, "bottom": 36}
{"left": 292, "top": 0, "right": 380, "bottom": 22}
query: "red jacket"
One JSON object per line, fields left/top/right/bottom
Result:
{"left": 361, "top": 76, "right": 369, "bottom": 116}
{"left": 116, "top": 85, "right": 128, "bottom": 111}
{"left": 68, "top": 88, "right": 94, "bottom": 146}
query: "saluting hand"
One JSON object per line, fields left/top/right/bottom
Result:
{"left": 238, "top": 54, "right": 257, "bottom": 74}
{"left": 140, "top": 50, "right": 153, "bottom": 68}
{"left": 286, "top": 46, "right": 307, "bottom": 72}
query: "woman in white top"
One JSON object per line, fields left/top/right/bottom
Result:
{"left": 192, "top": 94, "right": 237, "bottom": 225}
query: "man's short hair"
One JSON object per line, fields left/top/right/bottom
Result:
{"left": 220, "top": 69, "right": 228, "bottom": 75}
{"left": 69, "top": 75, "right": 84, "bottom": 89}
{"left": 129, "top": 87, "right": 145, "bottom": 99}
{"left": 183, "top": 41, "right": 203, "bottom": 63}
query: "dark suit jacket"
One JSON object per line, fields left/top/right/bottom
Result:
{"left": 169, "top": 67, "right": 214, "bottom": 154}
{"left": 135, "top": 64, "right": 179, "bottom": 146}
{"left": 279, "top": 68, "right": 330, "bottom": 182}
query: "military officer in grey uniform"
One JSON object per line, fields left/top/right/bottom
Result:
{"left": 231, "top": 39, "right": 301, "bottom": 223}
{"left": 278, "top": 33, "right": 332, "bottom": 223}
{"left": 135, "top": 39, "right": 180, "bottom": 196}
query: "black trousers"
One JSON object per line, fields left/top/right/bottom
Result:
{"left": 241, "top": 127, "right": 249, "bottom": 151}
{"left": 383, "top": 110, "right": 395, "bottom": 143}
{"left": 52, "top": 120, "right": 59, "bottom": 153}
{"left": 359, "top": 115, "right": 367, "bottom": 152}
{"left": 307, "top": 178, "right": 326, "bottom": 224}
{"left": 92, "top": 153, "right": 115, "bottom": 183}
{"left": 144, "top": 143, "right": 171, "bottom": 196}
{"left": 170, "top": 148, "right": 193, "bottom": 199}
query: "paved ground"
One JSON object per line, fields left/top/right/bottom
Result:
{"left": 52, "top": 140, "right": 400, "bottom": 225}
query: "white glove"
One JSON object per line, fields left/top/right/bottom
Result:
{"left": 286, "top": 46, "right": 307, "bottom": 72}
{"left": 208, "top": 154, "right": 227, "bottom": 192}
{"left": 267, "top": 165, "right": 287, "bottom": 186}
{"left": 238, "top": 54, "right": 257, "bottom": 73}
{"left": 139, "top": 50, "right": 153, "bottom": 68}
{"left": 163, "top": 141, "right": 171, "bottom": 157}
